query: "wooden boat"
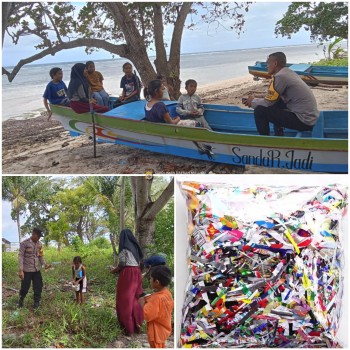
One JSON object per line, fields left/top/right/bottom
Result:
{"left": 51, "top": 101, "right": 348, "bottom": 173}
{"left": 248, "top": 61, "right": 348, "bottom": 85}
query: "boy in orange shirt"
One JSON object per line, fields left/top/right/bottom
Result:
{"left": 84, "top": 61, "right": 109, "bottom": 107}
{"left": 139, "top": 266, "right": 174, "bottom": 348}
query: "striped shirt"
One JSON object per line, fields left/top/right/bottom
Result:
{"left": 18, "top": 238, "right": 46, "bottom": 272}
{"left": 119, "top": 249, "right": 139, "bottom": 267}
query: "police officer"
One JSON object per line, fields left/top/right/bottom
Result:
{"left": 18, "top": 228, "right": 49, "bottom": 309}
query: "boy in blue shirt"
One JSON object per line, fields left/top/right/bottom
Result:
{"left": 43, "top": 67, "right": 70, "bottom": 120}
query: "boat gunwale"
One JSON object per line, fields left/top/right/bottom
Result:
{"left": 51, "top": 105, "right": 348, "bottom": 152}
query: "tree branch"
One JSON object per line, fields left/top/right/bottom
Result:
{"left": 143, "top": 178, "right": 174, "bottom": 220}
{"left": 2, "top": 38, "right": 127, "bottom": 82}
{"left": 39, "top": 2, "right": 63, "bottom": 44}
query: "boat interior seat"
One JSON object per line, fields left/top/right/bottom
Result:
{"left": 287, "top": 110, "right": 348, "bottom": 139}
{"left": 289, "top": 63, "right": 312, "bottom": 72}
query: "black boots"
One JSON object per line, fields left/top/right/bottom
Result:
{"left": 18, "top": 297, "right": 24, "bottom": 308}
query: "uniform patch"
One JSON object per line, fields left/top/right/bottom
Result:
{"left": 265, "top": 77, "right": 280, "bottom": 102}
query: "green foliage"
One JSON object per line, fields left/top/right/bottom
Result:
{"left": 154, "top": 200, "right": 174, "bottom": 270}
{"left": 2, "top": 247, "right": 120, "bottom": 348}
{"left": 313, "top": 57, "right": 348, "bottom": 66}
{"left": 322, "top": 37, "right": 347, "bottom": 60}
{"left": 71, "top": 236, "right": 84, "bottom": 252}
{"left": 89, "top": 236, "right": 111, "bottom": 249}
{"left": 275, "top": 2, "right": 348, "bottom": 42}
{"left": 2, "top": 176, "right": 47, "bottom": 242}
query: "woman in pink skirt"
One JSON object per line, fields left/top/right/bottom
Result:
{"left": 110, "top": 229, "right": 144, "bottom": 335}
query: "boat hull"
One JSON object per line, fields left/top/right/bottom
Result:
{"left": 248, "top": 62, "right": 348, "bottom": 85}
{"left": 52, "top": 105, "right": 348, "bottom": 173}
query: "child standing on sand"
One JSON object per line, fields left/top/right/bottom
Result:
{"left": 71, "top": 256, "right": 87, "bottom": 304}
{"left": 84, "top": 61, "right": 109, "bottom": 107}
{"left": 176, "top": 79, "right": 212, "bottom": 130}
{"left": 43, "top": 67, "right": 70, "bottom": 120}
{"left": 139, "top": 266, "right": 174, "bottom": 348}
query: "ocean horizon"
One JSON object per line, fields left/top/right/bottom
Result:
{"left": 2, "top": 43, "right": 325, "bottom": 120}
{"left": 3, "top": 43, "right": 317, "bottom": 69}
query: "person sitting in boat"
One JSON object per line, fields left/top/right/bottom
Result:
{"left": 84, "top": 61, "right": 109, "bottom": 107}
{"left": 67, "top": 63, "right": 109, "bottom": 114}
{"left": 43, "top": 67, "right": 70, "bottom": 120}
{"left": 176, "top": 79, "right": 212, "bottom": 130}
{"left": 243, "top": 52, "right": 319, "bottom": 136}
{"left": 156, "top": 74, "right": 174, "bottom": 101}
{"left": 144, "top": 79, "right": 181, "bottom": 124}
{"left": 144, "top": 80, "right": 198, "bottom": 127}
{"left": 116, "top": 62, "right": 142, "bottom": 105}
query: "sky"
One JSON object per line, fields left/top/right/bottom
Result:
{"left": 2, "top": 201, "right": 22, "bottom": 242}
{"left": 1, "top": 2, "right": 314, "bottom": 67}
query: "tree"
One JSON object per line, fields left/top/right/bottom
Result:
{"left": 2, "top": 176, "right": 42, "bottom": 242}
{"left": 275, "top": 2, "right": 348, "bottom": 43}
{"left": 85, "top": 176, "right": 134, "bottom": 261}
{"left": 49, "top": 183, "right": 100, "bottom": 243}
{"left": 130, "top": 176, "right": 174, "bottom": 252}
{"left": 21, "top": 177, "right": 62, "bottom": 239}
{"left": 2, "top": 2, "right": 250, "bottom": 98}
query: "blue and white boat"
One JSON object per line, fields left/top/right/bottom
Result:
{"left": 248, "top": 61, "right": 348, "bottom": 85}
{"left": 52, "top": 101, "right": 348, "bottom": 173}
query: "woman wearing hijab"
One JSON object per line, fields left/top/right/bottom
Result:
{"left": 110, "top": 229, "right": 144, "bottom": 335}
{"left": 67, "top": 63, "right": 109, "bottom": 114}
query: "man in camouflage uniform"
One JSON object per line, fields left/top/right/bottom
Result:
{"left": 18, "top": 228, "right": 49, "bottom": 309}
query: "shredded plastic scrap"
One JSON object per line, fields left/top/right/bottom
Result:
{"left": 180, "top": 183, "right": 347, "bottom": 348}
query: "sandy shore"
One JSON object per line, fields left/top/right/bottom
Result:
{"left": 2, "top": 76, "right": 348, "bottom": 174}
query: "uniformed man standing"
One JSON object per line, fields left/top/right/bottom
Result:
{"left": 18, "top": 228, "right": 49, "bottom": 309}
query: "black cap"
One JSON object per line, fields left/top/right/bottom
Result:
{"left": 144, "top": 255, "right": 166, "bottom": 267}
{"left": 33, "top": 227, "right": 44, "bottom": 237}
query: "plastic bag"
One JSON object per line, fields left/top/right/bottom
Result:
{"left": 179, "top": 182, "right": 347, "bottom": 348}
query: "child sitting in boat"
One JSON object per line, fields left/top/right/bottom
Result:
{"left": 117, "top": 62, "right": 142, "bottom": 105}
{"left": 43, "top": 67, "right": 70, "bottom": 120}
{"left": 157, "top": 74, "right": 173, "bottom": 101}
{"left": 67, "top": 63, "right": 109, "bottom": 114}
{"left": 176, "top": 79, "right": 212, "bottom": 130}
{"left": 84, "top": 61, "right": 109, "bottom": 107}
{"left": 144, "top": 80, "right": 198, "bottom": 127}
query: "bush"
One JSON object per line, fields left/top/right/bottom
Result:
{"left": 88, "top": 237, "right": 111, "bottom": 249}
{"left": 313, "top": 58, "right": 348, "bottom": 66}
{"left": 71, "top": 236, "right": 84, "bottom": 252}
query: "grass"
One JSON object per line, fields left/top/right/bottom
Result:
{"left": 2, "top": 246, "right": 145, "bottom": 348}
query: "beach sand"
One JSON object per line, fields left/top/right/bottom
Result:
{"left": 2, "top": 76, "right": 348, "bottom": 174}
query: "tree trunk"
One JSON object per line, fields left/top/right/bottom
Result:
{"left": 2, "top": 3, "right": 16, "bottom": 45}
{"left": 77, "top": 217, "right": 84, "bottom": 242}
{"left": 105, "top": 2, "right": 156, "bottom": 87}
{"left": 168, "top": 3, "right": 193, "bottom": 99}
{"left": 16, "top": 210, "right": 21, "bottom": 243}
{"left": 120, "top": 177, "right": 125, "bottom": 230}
{"left": 135, "top": 217, "right": 156, "bottom": 254}
{"left": 109, "top": 233, "right": 118, "bottom": 264}
{"left": 130, "top": 177, "right": 174, "bottom": 252}
{"left": 153, "top": 4, "right": 169, "bottom": 78}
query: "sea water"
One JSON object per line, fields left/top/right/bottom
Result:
{"left": 2, "top": 44, "right": 325, "bottom": 120}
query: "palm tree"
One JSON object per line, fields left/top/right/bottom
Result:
{"left": 85, "top": 176, "right": 133, "bottom": 261}
{"left": 2, "top": 177, "right": 38, "bottom": 242}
